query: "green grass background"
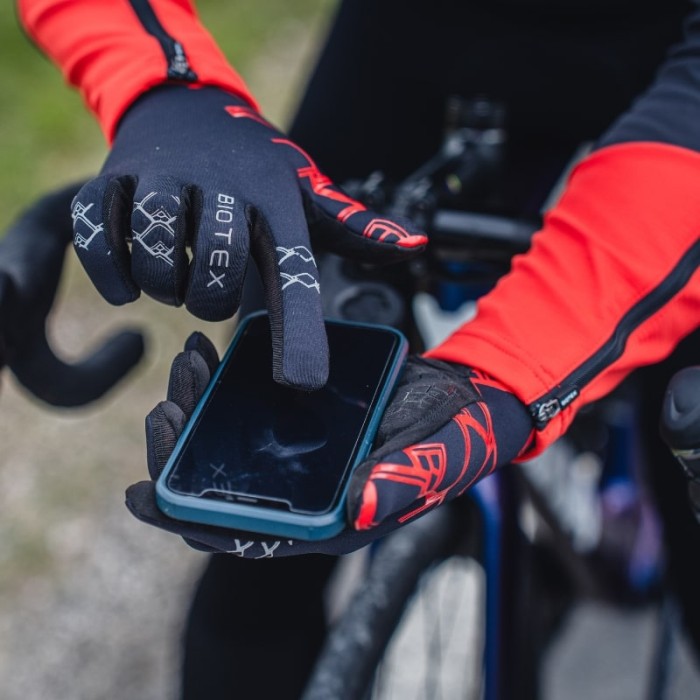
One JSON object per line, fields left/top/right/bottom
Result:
{"left": 0, "top": 0, "right": 333, "bottom": 232}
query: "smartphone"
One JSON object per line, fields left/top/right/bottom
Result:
{"left": 155, "top": 312, "right": 408, "bottom": 540}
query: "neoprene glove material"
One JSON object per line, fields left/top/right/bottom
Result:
{"left": 126, "top": 333, "right": 534, "bottom": 557}
{"left": 0, "top": 184, "right": 144, "bottom": 406}
{"left": 347, "top": 357, "right": 534, "bottom": 529}
{"left": 71, "top": 85, "right": 427, "bottom": 390}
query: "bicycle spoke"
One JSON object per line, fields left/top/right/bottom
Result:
{"left": 368, "top": 555, "right": 485, "bottom": 700}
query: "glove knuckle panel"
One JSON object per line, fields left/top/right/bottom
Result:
{"left": 130, "top": 178, "right": 191, "bottom": 306}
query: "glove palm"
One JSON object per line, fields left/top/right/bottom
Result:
{"left": 126, "top": 333, "right": 534, "bottom": 558}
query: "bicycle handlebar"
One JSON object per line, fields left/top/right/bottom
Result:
{"left": 430, "top": 209, "right": 536, "bottom": 251}
{"left": 0, "top": 182, "right": 145, "bottom": 407}
{"left": 9, "top": 326, "right": 144, "bottom": 407}
{"left": 347, "top": 97, "right": 538, "bottom": 265}
{"left": 660, "top": 366, "right": 700, "bottom": 478}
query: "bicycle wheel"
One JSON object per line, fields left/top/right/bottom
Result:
{"left": 302, "top": 502, "right": 487, "bottom": 700}
{"left": 368, "top": 552, "right": 485, "bottom": 699}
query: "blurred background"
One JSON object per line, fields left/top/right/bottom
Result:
{"left": 0, "top": 2, "right": 332, "bottom": 698}
{"left": 5, "top": 4, "right": 700, "bottom": 700}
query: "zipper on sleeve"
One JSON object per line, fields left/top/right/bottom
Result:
{"left": 129, "top": 0, "right": 198, "bottom": 81}
{"left": 529, "top": 238, "right": 700, "bottom": 429}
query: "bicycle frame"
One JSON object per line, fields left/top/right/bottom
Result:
{"left": 302, "top": 96, "right": 667, "bottom": 700}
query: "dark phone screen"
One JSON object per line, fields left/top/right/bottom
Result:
{"left": 165, "top": 316, "right": 402, "bottom": 515}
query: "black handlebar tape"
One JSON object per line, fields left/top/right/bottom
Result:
{"left": 1, "top": 182, "right": 145, "bottom": 406}
{"left": 10, "top": 329, "right": 144, "bottom": 407}
{"left": 660, "top": 366, "right": 700, "bottom": 478}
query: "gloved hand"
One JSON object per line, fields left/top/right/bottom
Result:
{"left": 71, "top": 85, "right": 427, "bottom": 390}
{"left": 0, "top": 183, "right": 144, "bottom": 406}
{"left": 125, "top": 332, "right": 534, "bottom": 558}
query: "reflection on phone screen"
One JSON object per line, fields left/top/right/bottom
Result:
{"left": 166, "top": 316, "right": 401, "bottom": 515}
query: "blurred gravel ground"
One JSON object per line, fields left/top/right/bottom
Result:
{"left": 0, "top": 244, "right": 228, "bottom": 700}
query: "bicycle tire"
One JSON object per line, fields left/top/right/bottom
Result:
{"left": 301, "top": 502, "right": 485, "bottom": 700}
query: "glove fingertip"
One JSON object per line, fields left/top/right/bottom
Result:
{"left": 269, "top": 316, "right": 329, "bottom": 391}
{"left": 184, "top": 331, "right": 220, "bottom": 374}
{"left": 145, "top": 400, "right": 186, "bottom": 479}
{"left": 125, "top": 480, "right": 156, "bottom": 518}
{"left": 273, "top": 358, "right": 328, "bottom": 391}
{"left": 309, "top": 206, "right": 428, "bottom": 264}
{"left": 391, "top": 234, "right": 428, "bottom": 250}
{"left": 167, "top": 350, "right": 212, "bottom": 414}
{"left": 72, "top": 175, "right": 140, "bottom": 305}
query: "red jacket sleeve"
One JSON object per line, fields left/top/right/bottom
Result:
{"left": 426, "top": 142, "right": 700, "bottom": 458}
{"left": 17, "top": 0, "right": 258, "bottom": 142}
{"left": 427, "top": 5, "right": 700, "bottom": 459}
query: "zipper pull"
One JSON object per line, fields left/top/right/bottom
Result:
{"left": 167, "top": 42, "right": 196, "bottom": 81}
{"left": 530, "top": 388, "right": 579, "bottom": 429}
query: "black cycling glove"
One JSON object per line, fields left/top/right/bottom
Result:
{"left": 0, "top": 183, "right": 144, "bottom": 406}
{"left": 126, "top": 332, "right": 534, "bottom": 558}
{"left": 346, "top": 357, "right": 533, "bottom": 530}
{"left": 71, "top": 86, "right": 427, "bottom": 390}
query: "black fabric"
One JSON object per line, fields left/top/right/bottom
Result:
{"left": 366, "top": 356, "right": 480, "bottom": 463}
{"left": 0, "top": 183, "right": 144, "bottom": 406}
{"left": 601, "top": 3, "right": 700, "bottom": 151}
{"left": 166, "top": 350, "right": 212, "bottom": 418}
{"left": 183, "top": 331, "right": 219, "bottom": 375}
{"left": 145, "top": 402, "right": 186, "bottom": 481}
{"left": 144, "top": 333, "right": 218, "bottom": 480}
{"left": 289, "top": 0, "right": 690, "bottom": 216}
{"left": 660, "top": 366, "right": 700, "bottom": 456}
{"left": 347, "top": 365, "right": 534, "bottom": 527}
{"left": 72, "top": 85, "right": 427, "bottom": 390}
